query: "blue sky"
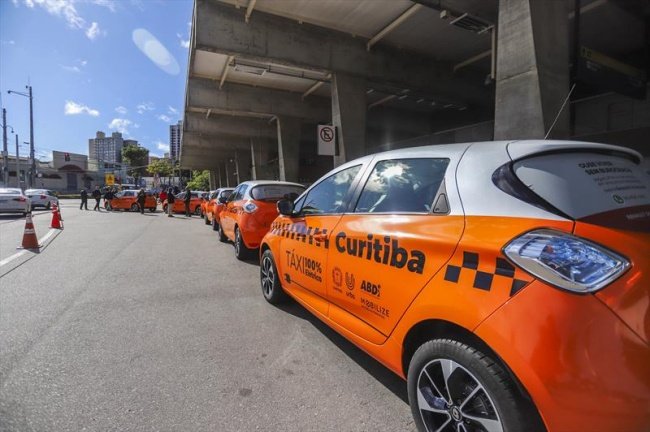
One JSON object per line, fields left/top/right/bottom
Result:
{"left": 0, "top": 0, "right": 193, "bottom": 161}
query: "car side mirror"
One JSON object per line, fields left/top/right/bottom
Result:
{"left": 277, "top": 199, "right": 295, "bottom": 216}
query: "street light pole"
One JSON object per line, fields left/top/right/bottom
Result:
{"left": 7, "top": 85, "right": 35, "bottom": 188}
{"left": 15, "top": 134, "right": 20, "bottom": 188}
{"left": 2, "top": 108, "right": 8, "bottom": 186}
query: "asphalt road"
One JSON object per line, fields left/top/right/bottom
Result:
{"left": 0, "top": 200, "right": 413, "bottom": 432}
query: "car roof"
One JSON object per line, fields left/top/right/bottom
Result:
{"left": 0, "top": 188, "right": 22, "bottom": 193}
{"left": 238, "top": 180, "right": 305, "bottom": 188}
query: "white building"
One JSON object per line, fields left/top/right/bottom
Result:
{"left": 88, "top": 131, "right": 124, "bottom": 164}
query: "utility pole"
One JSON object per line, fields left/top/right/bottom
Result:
{"left": 15, "top": 134, "right": 20, "bottom": 188}
{"left": 7, "top": 85, "right": 35, "bottom": 187}
{"left": 2, "top": 108, "right": 8, "bottom": 186}
{"left": 28, "top": 86, "right": 35, "bottom": 188}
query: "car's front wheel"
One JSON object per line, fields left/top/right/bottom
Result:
{"left": 130, "top": 203, "right": 139, "bottom": 212}
{"left": 211, "top": 217, "right": 218, "bottom": 231}
{"left": 204, "top": 212, "right": 210, "bottom": 225}
{"left": 408, "top": 339, "right": 535, "bottom": 432}
{"left": 194, "top": 206, "right": 201, "bottom": 216}
{"left": 260, "top": 249, "right": 286, "bottom": 304}
{"left": 45, "top": 202, "right": 51, "bottom": 210}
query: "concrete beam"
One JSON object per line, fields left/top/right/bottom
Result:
{"left": 185, "top": 112, "right": 277, "bottom": 139}
{"left": 188, "top": 77, "right": 330, "bottom": 121}
{"left": 194, "top": 0, "right": 489, "bottom": 108}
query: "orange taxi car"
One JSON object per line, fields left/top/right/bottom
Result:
{"left": 107, "top": 189, "right": 157, "bottom": 212}
{"left": 203, "top": 188, "right": 234, "bottom": 230}
{"left": 163, "top": 190, "right": 207, "bottom": 215}
{"left": 200, "top": 190, "right": 217, "bottom": 219}
{"left": 259, "top": 140, "right": 650, "bottom": 432}
{"left": 219, "top": 181, "right": 305, "bottom": 260}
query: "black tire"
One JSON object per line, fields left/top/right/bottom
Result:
{"left": 194, "top": 206, "right": 201, "bottom": 216}
{"left": 163, "top": 204, "right": 168, "bottom": 213}
{"left": 211, "top": 217, "right": 218, "bottom": 231}
{"left": 204, "top": 212, "right": 210, "bottom": 225}
{"left": 260, "top": 249, "right": 286, "bottom": 304}
{"left": 130, "top": 203, "right": 139, "bottom": 212}
{"left": 407, "top": 339, "right": 535, "bottom": 432}
{"left": 149, "top": 207, "right": 156, "bottom": 213}
{"left": 218, "top": 223, "right": 229, "bottom": 243}
{"left": 45, "top": 202, "right": 51, "bottom": 210}
{"left": 234, "top": 226, "right": 254, "bottom": 260}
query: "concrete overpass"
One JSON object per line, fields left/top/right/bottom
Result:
{"left": 182, "top": 0, "right": 648, "bottom": 185}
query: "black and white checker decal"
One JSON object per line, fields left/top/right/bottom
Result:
{"left": 444, "top": 252, "right": 529, "bottom": 296}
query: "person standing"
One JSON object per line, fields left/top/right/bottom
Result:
{"left": 137, "top": 188, "right": 146, "bottom": 214}
{"left": 80, "top": 188, "right": 88, "bottom": 210}
{"left": 105, "top": 188, "right": 114, "bottom": 211}
{"left": 184, "top": 186, "right": 192, "bottom": 217}
{"left": 92, "top": 186, "right": 102, "bottom": 211}
{"left": 167, "top": 188, "right": 175, "bottom": 217}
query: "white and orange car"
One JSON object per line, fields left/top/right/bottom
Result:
{"left": 107, "top": 190, "right": 157, "bottom": 212}
{"left": 259, "top": 140, "right": 650, "bottom": 432}
{"left": 204, "top": 188, "right": 234, "bottom": 230}
{"left": 219, "top": 181, "right": 305, "bottom": 260}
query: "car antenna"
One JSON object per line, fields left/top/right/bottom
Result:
{"left": 544, "top": 83, "right": 576, "bottom": 139}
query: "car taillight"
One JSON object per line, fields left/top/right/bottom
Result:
{"left": 503, "top": 229, "right": 629, "bottom": 293}
{"left": 40, "top": 195, "right": 46, "bottom": 199}
{"left": 14, "top": 197, "right": 27, "bottom": 202}
{"left": 243, "top": 201, "right": 257, "bottom": 213}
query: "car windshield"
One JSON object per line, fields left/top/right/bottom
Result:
{"left": 250, "top": 184, "right": 305, "bottom": 201}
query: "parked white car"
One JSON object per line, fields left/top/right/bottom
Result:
{"left": 25, "top": 189, "right": 59, "bottom": 209}
{"left": 0, "top": 188, "right": 31, "bottom": 215}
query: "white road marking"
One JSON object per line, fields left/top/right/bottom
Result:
{"left": 0, "top": 228, "right": 59, "bottom": 267}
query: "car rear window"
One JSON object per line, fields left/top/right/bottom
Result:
{"left": 513, "top": 152, "right": 650, "bottom": 224}
{"left": 250, "top": 184, "right": 305, "bottom": 201}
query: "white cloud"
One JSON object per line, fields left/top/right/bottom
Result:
{"left": 81, "top": 59, "right": 87, "bottom": 66}
{"left": 115, "top": 106, "right": 128, "bottom": 115}
{"left": 1, "top": 40, "right": 16, "bottom": 45}
{"left": 156, "top": 141, "right": 170, "bottom": 152}
{"left": 61, "top": 64, "right": 81, "bottom": 73}
{"left": 157, "top": 114, "right": 172, "bottom": 123}
{"left": 136, "top": 101, "right": 155, "bottom": 114}
{"left": 177, "top": 33, "right": 189, "bottom": 49}
{"left": 167, "top": 106, "right": 178, "bottom": 115}
{"left": 108, "top": 118, "right": 133, "bottom": 135}
{"left": 18, "top": 0, "right": 104, "bottom": 40}
{"left": 64, "top": 100, "right": 99, "bottom": 116}
{"left": 86, "top": 21, "right": 100, "bottom": 40}
{"left": 91, "top": 0, "right": 117, "bottom": 12}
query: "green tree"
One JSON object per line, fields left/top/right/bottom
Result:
{"left": 186, "top": 170, "right": 210, "bottom": 191}
{"left": 122, "top": 144, "right": 149, "bottom": 183}
{"left": 147, "top": 158, "right": 173, "bottom": 178}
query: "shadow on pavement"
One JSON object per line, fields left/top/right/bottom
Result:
{"left": 275, "top": 298, "right": 409, "bottom": 405}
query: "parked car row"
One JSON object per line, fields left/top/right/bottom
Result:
{"left": 0, "top": 188, "right": 60, "bottom": 215}
{"left": 193, "top": 140, "right": 650, "bottom": 432}
{"left": 104, "top": 189, "right": 158, "bottom": 212}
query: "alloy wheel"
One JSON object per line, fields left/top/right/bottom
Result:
{"left": 261, "top": 255, "right": 274, "bottom": 298}
{"left": 416, "top": 358, "right": 503, "bottom": 432}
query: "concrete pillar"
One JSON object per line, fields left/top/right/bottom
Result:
{"left": 209, "top": 170, "right": 217, "bottom": 190}
{"left": 276, "top": 117, "right": 301, "bottom": 182}
{"left": 250, "top": 139, "right": 257, "bottom": 180}
{"left": 494, "top": 0, "right": 570, "bottom": 140}
{"left": 331, "top": 73, "right": 366, "bottom": 166}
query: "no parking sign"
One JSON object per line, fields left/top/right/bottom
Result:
{"left": 317, "top": 125, "right": 336, "bottom": 156}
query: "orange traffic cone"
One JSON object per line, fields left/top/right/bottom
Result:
{"left": 18, "top": 212, "right": 40, "bottom": 250}
{"left": 51, "top": 203, "right": 63, "bottom": 229}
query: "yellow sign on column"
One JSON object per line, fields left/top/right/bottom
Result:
{"left": 105, "top": 173, "right": 115, "bottom": 185}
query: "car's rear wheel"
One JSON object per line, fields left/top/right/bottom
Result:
{"left": 194, "top": 206, "right": 201, "bottom": 216}
{"left": 234, "top": 227, "right": 254, "bottom": 260}
{"left": 130, "top": 203, "right": 139, "bottom": 212}
{"left": 260, "top": 249, "right": 286, "bottom": 304}
{"left": 408, "top": 339, "right": 533, "bottom": 432}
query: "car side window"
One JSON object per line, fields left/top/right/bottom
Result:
{"left": 354, "top": 158, "right": 450, "bottom": 213}
{"left": 295, "top": 165, "right": 361, "bottom": 215}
